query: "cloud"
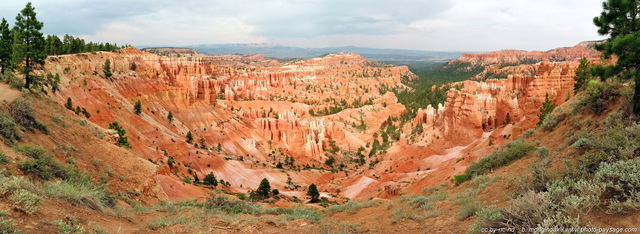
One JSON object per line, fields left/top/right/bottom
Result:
{"left": 245, "top": 0, "right": 453, "bottom": 37}
{"left": 0, "top": 0, "right": 607, "bottom": 51}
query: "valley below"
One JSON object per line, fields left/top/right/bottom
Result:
{"left": 2, "top": 41, "right": 639, "bottom": 233}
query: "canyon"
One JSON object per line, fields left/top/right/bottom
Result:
{"left": 40, "top": 41, "right": 599, "bottom": 202}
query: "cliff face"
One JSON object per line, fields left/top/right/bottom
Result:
{"left": 411, "top": 41, "right": 600, "bottom": 148}
{"left": 413, "top": 61, "right": 583, "bottom": 148}
{"left": 454, "top": 41, "right": 600, "bottom": 67}
{"left": 438, "top": 41, "right": 601, "bottom": 80}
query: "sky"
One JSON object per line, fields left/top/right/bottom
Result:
{"left": 1, "top": 0, "right": 607, "bottom": 51}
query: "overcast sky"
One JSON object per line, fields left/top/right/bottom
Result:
{"left": 1, "top": 0, "right": 606, "bottom": 51}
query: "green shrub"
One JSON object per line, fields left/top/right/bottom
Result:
{"left": 427, "top": 190, "right": 449, "bottom": 202}
{"left": 9, "top": 98, "right": 47, "bottom": 133}
{"left": 6, "top": 73, "right": 25, "bottom": 89}
{"left": 44, "top": 180, "right": 114, "bottom": 212}
{"left": 0, "top": 153, "right": 7, "bottom": 164}
{"left": 451, "top": 173, "right": 470, "bottom": 185}
{"left": 0, "top": 174, "right": 39, "bottom": 196}
{"left": 14, "top": 144, "right": 47, "bottom": 159}
{"left": 468, "top": 206, "right": 505, "bottom": 233}
{"left": 519, "top": 129, "right": 534, "bottom": 139}
{"left": 536, "top": 147, "right": 549, "bottom": 158}
{"left": 325, "top": 200, "right": 381, "bottom": 215}
{"left": 9, "top": 97, "right": 34, "bottom": 127}
{"left": 408, "top": 196, "right": 434, "bottom": 210}
{"left": 18, "top": 154, "right": 58, "bottom": 180}
{"left": 457, "top": 197, "right": 480, "bottom": 220}
{"left": 205, "top": 194, "right": 264, "bottom": 215}
{"left": 390, "top": 207, "right": 439, "bottom": 223}
{"left": 147, "top": 215, "right": 187, "bottom": 230}
{"left": 595, "top": 158, "right": 640, "bottom": 213}
{"left": 571, "top": 137, "right": 593, "bottom": 150}
{"left": 10, "top": 189, "right": 43, "bottom": 214}
{"left": 539, "top": 111, "right": 566, "bottom": 131}
{"left": 267, "top": 206, "right": 322, "bottom": 223}
{"left": 466, "top": 140, "right": 534, "bottom": 177}
{"left": 576, "top": 79, "right": 620, "bottom": 115}
{"left": 15, "top": 144, "right": 88, "bottom": 182}
{"left": 55, "top": 219, "right": 85, "bottom": 234}
{"left": 0, "top": 209, "right": 19, "bottom": 234}
{"left": 0, "top": 112, "right": 19, "bottom": 142}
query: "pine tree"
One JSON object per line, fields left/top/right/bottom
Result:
{"left": 203, "top": 172, "right": 218, "bottom": 187}
{"left": 134, "top": 100, "right": 141, "bottom": 115}
{"left": 504, "top": 112, "right": 511, "bottom": 125}
{"left": 65, "top": 97, "right": 73, "bottom": 110}
{"left": 573, "top": 57, "right": 592, "bottom": 94}
{"left": 0, "top": 18, "right": 13, "bottom": 74}
{"left": 103, "top": 59, "right": 112, "bottom": 78}
{"left": 307, "top": 184, "right": 320, "bottom": 203}
{"left": 537, "top": 93, "right": 555, "bottom": 127}
{"left": 167, "top": 111, "right": 173, "bottom": 122}
{"left": 109, "top": 121, "right": 130, "bottom": 148}
{"left": 256, "top": 178, "right": 271, "bottom": 199}
{"left": 186, "top": 131, "right": 193, "bottom": 143}
{"left": 12, "top": 2, "right": 46, "bottom": 89}
{"left": 593, "top": 0, "right": 640, "bottom": 115}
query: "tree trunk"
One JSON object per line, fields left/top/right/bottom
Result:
{"left": 634, "top": 75, "right": 640, "bottom": 115}
{"left": 24, "top": 58, "right": 30, "bottom": 89}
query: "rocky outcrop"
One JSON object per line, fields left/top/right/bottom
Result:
{"left": 41, "top": 43, "right": 598, "bottom": 202}
{"left": 454, "top": 41, "right": 600, "bottom": 67}
{"left": 141, "top": 47, "right": 203, "bottom": 57}
{"left": 42, "top": 47, "right": 416, "bottom": 201}
{"left": 413, "top": 61, "right": 579, "bottom": 148}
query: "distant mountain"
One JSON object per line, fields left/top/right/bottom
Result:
{"left": 182, "top": 44, "right": 465, "bottom": 63}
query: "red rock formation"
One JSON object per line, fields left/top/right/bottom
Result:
{"left": 40, "top": 42, "right": 599, "bottom": 202}
{"left": 454, "top": 41, "right": 600, "bottom": 67}
{"left": 412, "top": 61, "right": 579, "bottom": 148}
{"left": 42, "top": 47, "right": 414, "bottom": 201}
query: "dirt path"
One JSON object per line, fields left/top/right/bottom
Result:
{"left": 0, "top": 83, "right": 22, "bottom": 102}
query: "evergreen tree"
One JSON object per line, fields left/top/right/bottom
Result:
{"left": 0, "top": 18, "right": 12, "bottom": 74}
{"left": 103, "top": 59, "right": 112, "bottom": 78}
{"left": 504, "top": 112, "right": 511, "bottom": 125}
{"left": 186, "top": 131, "right": 193, "bottom": 143}
{"left": 62, "top": 34, "right": 73, "bottom": 54}
{"left": 593, "top": 0, "right": 640, "bottom": 115}
{"left": 537, "top": 93, "right": 555, "bottom": 127}
{"left": 167, "top": 111, "right": 173, "bottom": 122}
{"left": 49, "top": 35, "right": 62, "bottom": 55}
{"left": 109, "top": 121, "right": 130, "bottom": 148}
{"left": 12, "top": 2, "right": 46, "bottom": 89}
{"left": 307, "top": 183, "right": 320, "bottom": 203}
{"left": 203, "top": 172, "right": 218, "bottom": 186}
{"left": 65, "top": 97, "right": 73, "bottom": 110}
{"left": 573, "top": 57, "right": 592, "bottom": 94}
{"left": 134, "top": 100, "right": 141, "bottom": 115}
{"left": 256, "top": 178, "right": 271, "bottom": 199}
